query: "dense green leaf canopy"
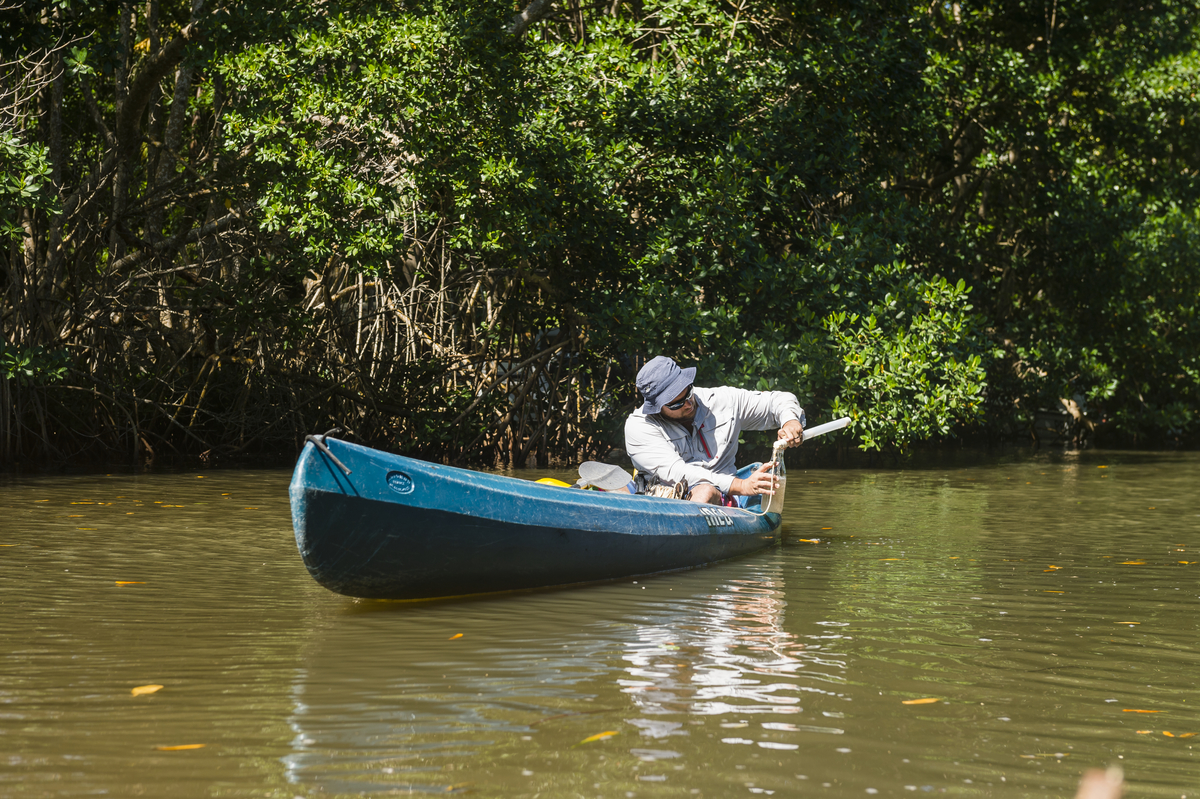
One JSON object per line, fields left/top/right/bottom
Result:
{"left": 2, "top": 0, "right": 1199, "bottom": 465}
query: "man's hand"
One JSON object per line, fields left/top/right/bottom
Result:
{"left": 776, "top": 419, "right": 804, "bottom": 448}
{"left": 730, "top": 460, "right": 777, "bottom": 497}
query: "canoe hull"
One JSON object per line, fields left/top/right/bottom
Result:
{"left": 289, "top": 438, "right": 781, "bottom": 600}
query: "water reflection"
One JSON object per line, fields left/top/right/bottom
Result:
{"left": 282, "top": 562, "right": 856, "bottom": 793}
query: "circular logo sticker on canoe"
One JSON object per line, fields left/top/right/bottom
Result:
{"left": 386, "top": 471, "right": 414, "bottom": 494}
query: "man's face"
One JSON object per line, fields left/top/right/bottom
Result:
{"left": 660, "top": 385, "right": 696, "bottom": 422}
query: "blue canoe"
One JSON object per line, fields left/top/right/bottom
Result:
{"left": 289, "top": 434, "right": 783, "bottom": 600}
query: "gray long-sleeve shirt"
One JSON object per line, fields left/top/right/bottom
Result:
{"left": 624, "top": 386, "right": 805, "bottom": 494}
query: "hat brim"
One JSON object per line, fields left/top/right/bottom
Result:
{"left": 640, "top": 366, "right": 696, "bottom": 414}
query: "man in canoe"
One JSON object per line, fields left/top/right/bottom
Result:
{"left": 625, "top": 355, "right": 805, "bottom": 506}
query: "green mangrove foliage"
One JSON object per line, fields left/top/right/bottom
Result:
{"left": 2, "top": 0, "right": 1199, "bottom": 468}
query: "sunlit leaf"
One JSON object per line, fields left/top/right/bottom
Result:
{"left": 115, "top": 581, "right": 145, "bottom": 586}
{"left": 798, "top": 539, "right": 820, "bottom": 543}
{"left": 1163, "top": 731, "right": 1175, "bottom": 737}
{"left": 448, "top": 633, "right": 463, "bottom": 640}
{"left": 131, "top": 684, "right": 163, "bottom": 696}
{"left": 879, "top": 558, "right": 901, "bottom": 561}
{"left": 579, "top": 731, "right": 619, "bottom": 744}
{"left": 1116, "top": 622, "right": 1140, "bottom": 625}
{"left": 1044, "top": 590, "right": 1065, "bottom": 594}
{"left": 155, "top": 744, "right": 204, "bottom": 750}
{"left": 1122, "top": 709, "right": 1163, "bottom": 713}
{"left": 1179, "top": 733, "right": 1197, "bottom": 738}
{"left": 1135, "top": 730, "right": 1152, "bottom": 734}
{"left": 902, "top": 698, "right": 940, "bottom": 705}
{"left": 1121, "top": 561, "right": 1145, "bottom": 565}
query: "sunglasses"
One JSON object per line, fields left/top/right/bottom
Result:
{"left": 663, "top": 385, "right": 694, "bottom": 411}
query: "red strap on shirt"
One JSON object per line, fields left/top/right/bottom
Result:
{"left": 697, "top": 423, "right": 713, "bottom": 459}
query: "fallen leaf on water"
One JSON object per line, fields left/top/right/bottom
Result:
{"left": 820, "top": 527, "right": 832, "bottom": 530}
{"left": 578, "top": 731, "right": 619, "bottom": 744}
{"left": 115, "top": 581, "right": 145, "bottom": 586}
{"left": 1122, "top": 709, "right": 1164, "bottom": 713}
{"left": 1179, "top": 733, "right": 1197, "bottom": 738}
{"left": 1116, "top": 622, "right": 1140, "bottom": 625}
{"left": 1163, "top": 731, "right": 1175, "bottom": 737}
{"left": 155, "top": 744, "right": 204, "bottom": 751}
{"left": 131, "top": 684, "right": 163, "bottom": 696}
{"left": 68, "top": 515, "right": 84, "bottom": 518}
{"left": 1121, "top": 561, "right": 1145, "bottom": 565}
{"left": 243, "top": 507, "right": 259, "bottom": 510}
{"left": 879, "top": 558, "right": 901, "bottom": 561}
{"left": 902, "top": 698, "right": 940, "bottom": 705}
{"left": 798, "top": 539, "right": 820, "bottom": 543}
{"left": 1044, "top": 590, "right": 1065, "bottom": 594}
{"left": 1044, "top": 565, "right": 1061, "bottom": 571}
{"left": 1135, "top": 730, "right": 1152, "bottom": 734}
{"left": 448, "top": 633, "right": 463, "bottom": 640}
{"left": 1180, "top": 561, "right": 1197, "bottom": 565}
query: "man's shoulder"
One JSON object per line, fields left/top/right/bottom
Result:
{"left": 625, "top": 409, "right": 660, "bottom": 431}
{"left": 695, "top": 385, "right": 744, "bottom": 409}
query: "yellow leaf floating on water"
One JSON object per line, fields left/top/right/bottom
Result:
{"left": 1116, "top": 622, "right": 1140, "bottom": 625}
{"left": 155, "top": 744, "right": 204, "bottom": 751}
{"left": 798, "top": 539, "right": 820, "bottom": 543}
{"left": 1180, "top": 733, "right": 1198, "bottom": 738}
{"left": 1121, "top": 561, "right": 1145, "bottom": 565}
{"left": 1163, "top": 731, "right": 1175, "bottom": 737}
{"left": 1136, "top": 730, "right": 1152, "bottom": 734}
{"left": 902, "top": 698, "right": 940, "bottom": 705}
{"left": 879, "top": 558, "right": 901, "bottom": 561}
{"left": 131, "top": 684, "right": 163, "bottom": 696}
{"left": 1122, "top": 709, "right": 1163, "bottom": 713}
{"left": 579, "top": 731, "right": 619, "bottom": 744}
{"left": 115, "top": 581, "right": 145, "bottom": 586}
{"left": 1044, "top": 590, "right": 1065, "bottom": 594}
{"left": 448, "top": 633, "right": 463, "bottom": 640}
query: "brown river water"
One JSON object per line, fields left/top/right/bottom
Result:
{"left": 2, "top": 449, "right": 1199, "bottom": 798}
